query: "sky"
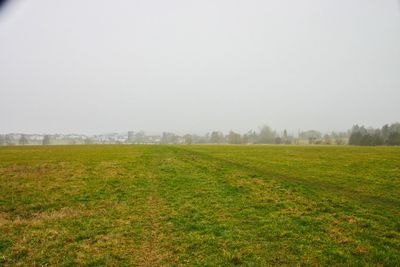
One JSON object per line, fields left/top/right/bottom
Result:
{"left": 1, "top": 0, "right": 399, "bottom": 135}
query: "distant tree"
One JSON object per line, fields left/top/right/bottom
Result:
{"left": 0, "top": 135, "right": 4, "bottom": 146}
{"left": 245, "top": 130, "right": 257, "bottom": 144}
{"left": 242, "top": 134, "right": 249, "bottom": 144}
{"left": 161, "top": 132, "right": 178, "bottom": 144}
{"left": 351, "top": 125, "right": 368, "bottom": 136}
{"left": 42, "top": 135, "right": 51, "bottom": 145}
{"left": 389, "top": 123, "right": 400, "bottom": 133}
{"left": 161, "top": 132, "right": 168, "bottom": 144}
{"left": 299, "top": 130, "right": 321, "bottom": 144}
{"left": 283, "top": 129, "right": 288, "bottom": 139}
{"left": 127, "top": 131, "right": 135, "bottom": 143}
{"left": 183, "top": 134, "right": 192, "bottom": 144}
{"left": 84, "top": 137, "right": 94, "bottom": 144}
{"left": 68, "top": 139, "right": 77, "bottom": 145}
{"left": 323, "top": 134, "right": 332, "bottom": 145}
{"left": 300, "top": 130, "right": 321, "bottom": 141}
{"left": 189, "top": 134, "right": 207, "bottom": 144}
{"left": 349, "top": 125, "right": 387, "bottom": 146}
{"left": 256, "top": 126, "right": 276, "bottom": 144}
{"left": 19, "top": 135, "right": 28, "bottom": 145}
{"left": 274, "top": 137, "right": 282, "bottom": 144}
{"left": 359, "top": 126, "right": 368, "bottom": 135}
{"left": 331, "top": 132, "right": 345, "bottom": 145}
{"left": 358, "top": 132, "right": 383, "bottom": 146}
{"left": 372, "top": 132, "right": 384, "bottom": 146}
{"left": 210, "top": 131, "right": 224, "bottom": 144}
{"left": 349, "top": 132, "right": 362, "bottom": 145}
{"left": 352, "top": 124, "right": 360, "bottom": 133}
{"left": 360, "top": 134, "right": 374, "bottom": 146}
{"left": 381, "top": 124, "right": 390, "bottom": 143}
{"left": 135, "top": 131, "right": 146, "bottom": 143}
{"left": 282, "top": 129, "right": 288, "bottom": 142}
{"left": 387, "top": 132, "right": 400, "bottom": 146}
{"left": 5, "top": 134, "right": 15, "bottom": 145}
{"left": 227, "top": 131, "right": 242, "bottom": 144}
{"left": 204, "top": 133, "right": 211, "bottom": 143}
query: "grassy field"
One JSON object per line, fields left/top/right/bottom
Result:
{"left": 0, "top": 145, "right": 399, "bottom": 266}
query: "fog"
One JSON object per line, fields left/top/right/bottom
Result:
{"left": 1, "top": 0, "right": 400, "bottom": 135}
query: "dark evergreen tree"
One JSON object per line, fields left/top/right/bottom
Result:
{"left": 349, "top": 132, "right": 362, "bottom": 145}
{"left": 387, "top": 132, "right": 400, "bottom": 146}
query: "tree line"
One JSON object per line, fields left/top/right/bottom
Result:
{"left": 348, "top": 123, "right": 400, "bottom": 146}
{"left": 1, "top": 123, "right": 399, "bottom": 146}
{"left": 161, "top": 126, "right": 348, "bottom": 145}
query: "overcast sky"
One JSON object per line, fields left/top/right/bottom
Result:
{"left": 1, "top": 0, "right": 399, "bottom": 135}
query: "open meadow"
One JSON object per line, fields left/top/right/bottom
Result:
{"left": 0, "top": 145, "right": 399, "bottom": 266}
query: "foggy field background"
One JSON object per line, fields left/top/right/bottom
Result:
{"left": 1, "top": 1, "right": 400, "bottom": 266}
{"left": 1, "top": 0, "right": 400, "bottom": 135}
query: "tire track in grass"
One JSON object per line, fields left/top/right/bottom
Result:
{"left": 137, "top": 147, "right": 174, "bottom": 266}
{"left": 152, "top": 146, "right": 333, "bottom": 265}
{"left": 138, "top": 172, "right": 165, "bottom": 266}
{"left": 164, "top": 146, "right": 400, "bottom": 265}
{"left": 176, "top": 146, "right": 400, "bottom": 211}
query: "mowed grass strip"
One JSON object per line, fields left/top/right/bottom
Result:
{"left": 0, "top": 145, "right": 399, "bottom": 265}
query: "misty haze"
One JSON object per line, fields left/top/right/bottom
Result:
{"left": 0, "top": 0, "right": 399, "bottom": 266}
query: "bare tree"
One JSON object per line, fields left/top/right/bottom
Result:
{"left": 84, "top": 137, "right": 94, "bottom": 144}
{"left": 5, "top": 134, "right": 15, "bottom": 145}
{"left": 42, "top": 135, "right": 51, "bottom": 145}
{"left": 227, "top": 131, "right": 242, "bottom": 144}
{"left": 256, "top": 126, "right": 276, "bottom": 144}
{"left": 19, "top": 134, "right": 29, "bottom": 145}
{"left": 183, "top": 134, "right": 192, "bottom": 144}
{"left": 210, "top": 131, "right": 224, "bottom": 144}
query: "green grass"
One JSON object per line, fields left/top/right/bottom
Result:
{"left": 0, "top": 145, "right": 399, "bottom": 266}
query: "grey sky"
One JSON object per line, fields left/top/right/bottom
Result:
{"left": 1, "top": 0, "right": 399, "bottom": 135}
